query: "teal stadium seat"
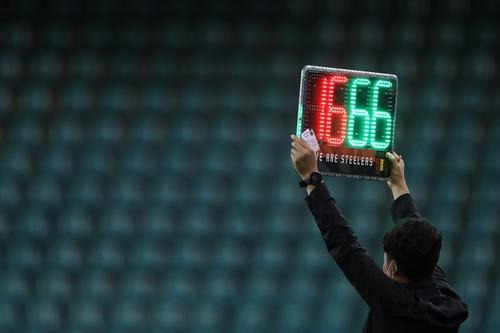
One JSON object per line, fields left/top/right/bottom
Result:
{"left": 0, "top": 298, "right": 18, "bottom": 331}
{"left": 68, "top": 299, "right": 106, "bottom": 331}
{"left": 46, "top": 239, "right": 84, "bottom": 271}
{"left": 28, "top": 51, "right": 63, "bottom": 79}
{"left": 5, "top": 240, "right": 43, "bottom": 272}
{"left": 0, "top": 270, "right": 31, "bottom": 301}
{"left": 25, "top": 299, "right": 63, "bottom": 331}
{"left": 0, "top": 53, "right": 23, "bottom": 81}
{"left": 39, "top": 23, "right": 72, "bottom": 47}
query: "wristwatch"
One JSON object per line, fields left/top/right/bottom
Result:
{"left": 299, "top": 172, "right": 323, "bottom": 188}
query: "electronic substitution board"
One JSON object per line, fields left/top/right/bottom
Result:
{"left": 296, "top": 66, "right": 398, "bottom": 181}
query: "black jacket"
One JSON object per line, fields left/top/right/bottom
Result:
{"left": 305, "top": 183, "right": 468, "bottom": 333}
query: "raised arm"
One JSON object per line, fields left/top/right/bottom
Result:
{"left": 386, "top": 152, "right": 409, "bottom": 201}
{"left": 290, "top": 135, "right": 401, "bottom": 312}
{"left": 385, "top": 152, "right": 422, "bottom": 222}
{"left": 385, "top": 152, "right": 452, "bottom": 287}
{"left": 305, "top": 181, "right": 401, "bottom": 311}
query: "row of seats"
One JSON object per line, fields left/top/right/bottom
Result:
{"left": 0, "top": 51, "right": 497, "bottom": 80}
{"left": 0, "top": 0, "right": 498, "bottom": 332}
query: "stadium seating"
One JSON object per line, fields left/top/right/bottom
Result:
{"left": 0, "top": 0, "right": 498, "bottom": 332}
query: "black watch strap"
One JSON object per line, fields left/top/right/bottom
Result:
{"left": 298, "top": 172, "right": 323, "bottom": 188}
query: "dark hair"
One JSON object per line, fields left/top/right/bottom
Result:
{"left": 383, "top": 218, "right": 442, "bottom": 280}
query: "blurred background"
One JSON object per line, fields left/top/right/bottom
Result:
{"left": 0, "top": 0, "right": 499, "bottom": 332}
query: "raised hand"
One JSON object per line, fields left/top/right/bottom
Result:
{"left": 290, "top": 134, "right": 319, "bottom": 180}
{"left": 386, "top": 151, "right": 410, "bottom": 200}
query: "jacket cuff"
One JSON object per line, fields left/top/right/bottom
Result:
{"left": 305, "top": 182, "right": 334, "bottom": 216}
{"left": 390, "top": 193, "right": 416, "bottom": 222}
{"left": 392, "top": 193, "right": 412, "bottom": 207}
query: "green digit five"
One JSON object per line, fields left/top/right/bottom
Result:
{"left": 346, "top": 78, "right": 393, "bottom": 150}
{"left": 346, "top": 78, "right": 371, "bottom": 147}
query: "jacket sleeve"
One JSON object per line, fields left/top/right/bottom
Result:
{"left": 306, "top": 183, "right": 402, "bottom": 312}
{"left": 390, "top": 193, "right": 421, "bottom": 224}
{"left": 389, "top": 193, "right": 452, "bottom": 287}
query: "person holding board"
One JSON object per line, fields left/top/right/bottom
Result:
{"left": 290, "top": 134, "right": 468, "bottom": 332}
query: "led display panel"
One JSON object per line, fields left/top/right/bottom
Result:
{"left": 296, "top": 66, "right": 398, "bottom": 181}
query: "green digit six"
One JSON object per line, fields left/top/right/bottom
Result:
{"left": 370, "top": 80, "right": 393, "bottom": 150}
{"left": 346, "top": 78, "right": 371, "bottom": 147}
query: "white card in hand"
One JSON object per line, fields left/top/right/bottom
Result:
{"left": 301, "top": 128, "right": 320, "bottom": 152}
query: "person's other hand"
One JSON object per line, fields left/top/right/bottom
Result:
{"left": 290, "top": 134, "right": 318, "bottom": 180}
{"left": 386, "top": 151, "right": 409, "bottom": 200}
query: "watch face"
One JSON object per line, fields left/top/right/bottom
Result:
{"left": 311, "top": 172, "right": 322, "bottom": 184}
